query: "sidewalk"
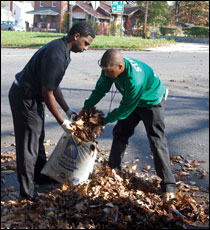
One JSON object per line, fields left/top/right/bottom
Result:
{"left": 145, "top": 42, "right": 209, "bottom": 52}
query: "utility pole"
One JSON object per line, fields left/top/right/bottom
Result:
{"left": 120, "top": 12, "right": 123, "bottom": 37}
{"left": 94, "top": 1, "right": 96, "bottom": 23}
{"left": 143, "top": 1, "right": 149, "bottom": 39}
{"left": 108, "top": 14, "right": 111, "bottom": 36}
{"left": 175, "top": 1, "right": 180, "bottom": 22}
{"left": 67, "top": 1, "right": 73, "bottom": 32}
{"left": 69, "top": 3, "right": 73, "bottom": 30}
{"left": 67, "top": 1, "right": 70, "bottom": 32}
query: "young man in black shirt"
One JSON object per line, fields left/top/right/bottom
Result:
{"left": 8, "top": 22, "right": 95, "bottom": 202}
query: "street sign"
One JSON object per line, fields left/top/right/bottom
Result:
{"left": 69, "top": 1, "right": 76, "bottom": 5}
{"left": 112, "top": 1, "right": 124, "bottom": 13}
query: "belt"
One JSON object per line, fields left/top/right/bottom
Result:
{"left": 14, "top": 80, "right": 44, "bottom": 102}
{"left": 14, "top": 79, "right": 33, "bottom": 99}
{"left": 14, "top": 79, "right": 31, "bottom": 89}
{"left": 14, "top": 79, "right": 22, "bottom": 87}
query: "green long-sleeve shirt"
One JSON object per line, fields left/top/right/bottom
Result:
{"left": 83, "top": 57, "right": 166, "bottom": 124}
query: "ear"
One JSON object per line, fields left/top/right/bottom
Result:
{"left": 73, "top": 33, "right": 80, "bottom": 41}
{"left": 119, "top": 64, "right": 123, "bottom": 70}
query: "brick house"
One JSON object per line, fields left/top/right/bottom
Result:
{"left": 27, "top": 1, "right": 141, "bottom": 35}
{"left": 27, "top": 1, "right": 68, "bottom": 32}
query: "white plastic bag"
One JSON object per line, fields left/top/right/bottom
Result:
{"left": 41, "top": 132, "right": 98, "bottom": 185}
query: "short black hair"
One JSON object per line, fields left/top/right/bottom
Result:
{"left": 68, "top": 21, "right": 95, "bottom": 38}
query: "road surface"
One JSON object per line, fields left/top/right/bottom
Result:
{"left": 1, "top": 42, "right": 209, "bottom": 192}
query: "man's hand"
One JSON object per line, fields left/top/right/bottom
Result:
{"left": 61, "top": 119, "right": 73, "bottom": 135}
{"left": 66, "top": 108, "right": 78, "bottom": 120}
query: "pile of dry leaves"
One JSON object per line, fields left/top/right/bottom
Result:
{"left": 70, "top": 107, "right": 104, "bottom": 142}
{"left": 1, "top": 149, "right": 209, "bottom": 229}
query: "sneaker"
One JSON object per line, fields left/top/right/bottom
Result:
{"left": 112, "top": 168, "right": 123, "bottom": 180}
{"left": 162, "top": 192, "right": 176, "bottom": 203}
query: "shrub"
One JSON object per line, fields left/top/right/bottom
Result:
{"left": 183, "top": 26, "right": 209, "bottom": 38}
{"left": 132, "top": 28, "right": 151, "bottom": 38}
{"left": 132, "top": 28, "right": 144, "bottom": 37}
{"left": 60, "top": 12, "right": 67, "bottom": 33}
{"left": 110, "top": 22, "right": 116, "bottom": 36}
{"left": 159, "top": 26, "right": 179, "bottom": 36}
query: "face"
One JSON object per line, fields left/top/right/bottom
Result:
{"left": 104, "top": 65, "right": 123, "bottom": 79}
{"left": 71, "top": 33, "right": 94, "bottom": 53}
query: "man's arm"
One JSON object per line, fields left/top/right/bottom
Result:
{"left": 83, "top": 73, "right": 113, "bottom": 110}
{"left": 42, "top": 86, "right": 64, "bottom": 125}
{"left": 104, "top": 78, "right": 143, "bottom": 125}
{"left": 53, "top": 86, "right": 69, "bottom": 113}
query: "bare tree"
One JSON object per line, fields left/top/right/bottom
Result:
{"left": 143, "top": 1, "right": 149, "bottom": 38}
{"left": 175, "top": 1, "right": 181, "bottom": 22}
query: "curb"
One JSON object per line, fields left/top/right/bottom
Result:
{"left": 1, "top": 46, "right": 150, "bottom": 51}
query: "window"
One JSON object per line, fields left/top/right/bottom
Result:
{"left": 51, "top": 16, "right": 55, "bottom": 28}
{"left": 133, "top": 18, "right": 137, "bottom": 26}
{"left": 52, "top": 1, "right": 56, "bottom": 7}
{"left": 40, "top": 15, "right": 47, "bottom": 28}
{"left": 40, "top": 1, "right": 44, "bottom": 7}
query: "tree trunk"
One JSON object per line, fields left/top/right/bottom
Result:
{"left": 67, "top": 1, "right": 73, "bottom": 32}
{"left": 175, "top": 1, "right": 180, "bottom": 22}
{"left": 67, "top": 1, "right": 70, "bottom": 32}
{"left": 69, "top": 4, "right": 73, "bottom": 29}
{"left": 143, "top": 1, "right": 149, "bottom": 38}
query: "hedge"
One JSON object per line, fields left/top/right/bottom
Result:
{"left": 159, "top": 26, "right": 179, "bottom": 36}
{"left": 183, "top": 26, "right": 209, "bottom": 38}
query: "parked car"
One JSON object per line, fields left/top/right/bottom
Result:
{"left": 1, "top": 21, "right": 26, "bottom": 31}
{"left": 12, "top": 24, "right": 26, "bottom": 32}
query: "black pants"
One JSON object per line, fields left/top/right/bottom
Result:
{"left": 108, "top": 100, "right": 176, "bottom": 193}
{"left": 8, "top": 82, "right": 47, "bottom": 198}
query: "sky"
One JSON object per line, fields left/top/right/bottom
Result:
{"left": 167, "top": 1, "right": 174, "bottom": 6}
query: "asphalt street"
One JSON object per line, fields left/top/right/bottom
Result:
{"left": 1, "top": 43, "right": 209, "bottom": 192}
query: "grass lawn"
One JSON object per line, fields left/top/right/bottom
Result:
{"left": 1, "top": 31, "right": 175, "bottom": 49}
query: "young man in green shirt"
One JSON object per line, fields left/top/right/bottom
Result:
{"left": 80, "top": 49, "right": 176, "bottom": 202}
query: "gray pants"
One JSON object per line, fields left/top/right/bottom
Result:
{"left": 108, "top": 100, "right": 176, "bottom": 193}
{"left": 8, "top": 82, "right": 47, "bottom": 198}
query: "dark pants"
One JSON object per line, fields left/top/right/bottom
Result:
{"left": 8, "top": 82, "right": 47, "bottom": 198}
{"left": 108, "top": 100, "right": 176, "bottom": 193}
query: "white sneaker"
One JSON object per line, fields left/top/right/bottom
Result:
{"left": 112, "top": 168, "right": 123, "bottom": 181}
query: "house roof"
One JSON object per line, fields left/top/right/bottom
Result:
{"left": 100, "top": 2, "right": 141, "bottom": 16}
{"left": 99, "top": 1, "right": 112, "bottom": 15}
{"left": 26, "top": 7, "right": 60, "bottom": 16}
{"left": 124, "top": 5, "right": 140, "bottom": 15}
{"left": 74, "top": 1, "right": 141, "bottom": 19}
{"left": 73, "top": 2, "right": 109, "bottom": 19}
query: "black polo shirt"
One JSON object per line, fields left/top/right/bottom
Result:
{"left": 15, "top": 36, "right": 71, "bottom": 100}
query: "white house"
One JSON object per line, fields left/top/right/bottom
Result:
{"left": 3, "top": 1, "right": 34, "bottom": 29}
{"left": 1, "top": 8, "right": 15, "bottom": 22}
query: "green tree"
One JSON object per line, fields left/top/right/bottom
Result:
{"left": 137, "top": 1, "right": 168, "bottom": 25}
{"left": 168, "top": 1, "right": 209, "bottom": 26}
{"left": 179, "top": 1, "right": 209, "bottom": 26}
